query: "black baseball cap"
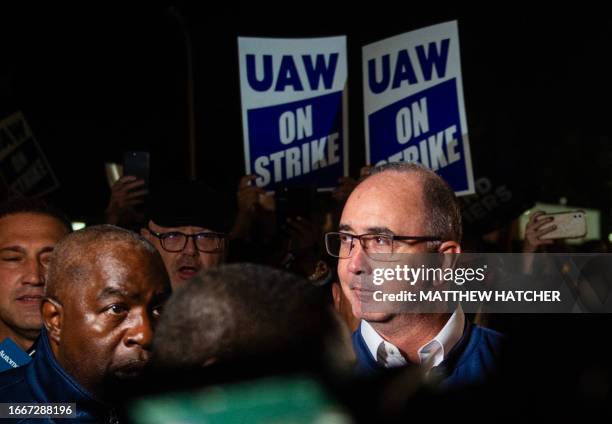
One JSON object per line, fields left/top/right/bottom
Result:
{"left": 146, "top": 180, "right": 233, "bottom": 233}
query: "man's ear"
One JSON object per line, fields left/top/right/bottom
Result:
{"left": 331, "top": 282, "right": 342, "bottom": 311}
{"left": 42, "top": 298, "right": 63, "bottom": 344}
{"left": 438, "top": 240, "right": 462, "bottom": 254}
{"left": 436, "top": 241, "right": 462, "bottom": 284}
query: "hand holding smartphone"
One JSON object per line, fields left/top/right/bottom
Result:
{"left": 538, "top": 210, "right": 587, "bottom": 240}
{"left": 106, "top": 151, "right": 150, "bottom": 223}
{"left": 123, "top": 151, "right": 150, "bottom": 189}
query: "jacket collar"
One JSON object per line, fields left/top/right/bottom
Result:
{"left": 29, "top": 328, "right": 114, "bottom": 421}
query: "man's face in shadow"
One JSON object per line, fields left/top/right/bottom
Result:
{"left": 0, "top": 213, "right": 68, "bottom": 349}
{"left": 143, "top": 220, "right": 225, "bottom": 290}
{"left": 337, "top": 172, "right": 433, "bottom": 322}
{"left": 46, "top": 242, "right": 171, "bottom": 395}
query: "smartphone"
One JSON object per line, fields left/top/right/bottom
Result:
{"left": 275, "top": 186, "right": 316, "bottom": 227}
{"left": 123, "top": 151, "right": 150, "bottom": 188}
{"left": 540, "top": 210, "right": 587, "bottom": 239}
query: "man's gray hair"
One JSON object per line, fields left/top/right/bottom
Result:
{"left": 367, "top": 162, "right": 462, "bottom": 244}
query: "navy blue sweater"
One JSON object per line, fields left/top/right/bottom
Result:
{"left": 352, "top": 320, "right": 503, "bottom": 390}
{"left": 0, "top": 329, "right": 117, "bottom": 423}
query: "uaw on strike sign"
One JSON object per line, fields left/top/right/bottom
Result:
{"left": 238, "top": 36, "right": 348, "bottom": 190}
{"left": 363, "top": 21, "right": 475, "bottom": 195}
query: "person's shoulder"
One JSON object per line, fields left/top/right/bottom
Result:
{"left": 473, "top": 325, "right": 504, "bottom": 340}
{"left": 469, "top": 325, "right": 504, "bottom": 357}
{"left": 443, "top": 324, "right": 503, "bottom": 389}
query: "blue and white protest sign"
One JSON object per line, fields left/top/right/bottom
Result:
{"left": 362, "top": 21, "right": 475, "bottom": 195}
{"left": 238, "top": 36, "right": 348, "bottom": 190}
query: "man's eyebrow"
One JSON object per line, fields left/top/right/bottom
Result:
{"left": 0, "top": 246, "right": 26, "bottom": 254}
{"left": 194, "top": 230, "right": 220, "bottom": 235}
{"left": 338, "top": 224, "right": 354, "bottom": 232}
{"left": 364, "top": 227, "right": 394, "bottom": 235}
{"left": 0, "top": 245, "right": 55, "bottom": 255}
{"left": 97, "top": 287, "right": 133, "bottom": 301}
{"left": 151, "top": 228, "right": 180, "bottom": 233}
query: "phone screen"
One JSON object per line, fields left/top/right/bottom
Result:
{"left": 123, "top": 151, "right": 150, "bottom": 187}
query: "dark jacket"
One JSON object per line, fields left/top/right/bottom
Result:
{"left": 352, "top": 320, "right": 503, "bottom": 390}
{"left": 0, "top": 329, "right": 119, "bottom": 423}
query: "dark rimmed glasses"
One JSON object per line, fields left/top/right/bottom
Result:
{"left": 146, "top": 227, "right": 226, "bottom": 253}
{"left": 324, "top": 232, "right": 441, "bottom": 259}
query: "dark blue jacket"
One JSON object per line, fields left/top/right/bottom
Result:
{"left": 352, "top": 320, "right": 503, "bottom": 390}
{"left": 0, "top": 329, "right": 118, "bottom": 423}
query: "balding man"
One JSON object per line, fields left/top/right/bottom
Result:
{"left": 0, "top": 225, "right": 171, "bottom": 421}
{"left": 325, "top": 162, "right": 502, "bottom": 389}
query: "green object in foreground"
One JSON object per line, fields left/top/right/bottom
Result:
{"left": 129, "top": 376, "right": 351, "bottom": 424}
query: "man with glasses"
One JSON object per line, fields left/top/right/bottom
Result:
{"left": 325, "top": 162, "right": 502, "bottom": 390}
{"left": 141, "top": 181, "right": 231, "bottom": 290}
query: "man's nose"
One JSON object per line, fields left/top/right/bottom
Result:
{"left": 125, "top": 310, "right": 153, "bottom": 351}
{"left": 182, "top": 236, "right": 198, "bottom": 255}
{"left": 23, "top": 258, "right": 45, "bottom": 286}
{"left": 346, "top": 240, "right": 370, "bottom": 275}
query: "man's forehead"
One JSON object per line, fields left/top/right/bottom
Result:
{"left": 340, "top": 172, "right": 425, "bottom": 232}
{"left": 0, "top": 214, "right": 67, "bottom": 246}
{"left": 95, "top": 279, "right": 168, "bottom": 300}
{"left": 0, "top": 212, "right": 66, "bottom": 228}
{"left": 360, "top": 170, "right": 423, "bottom": 192}
{"left": 91, "top": 252, "right": 169, "bottom": 293}
{"left": 95, "top": 244, "right": 157, "bottom": 269}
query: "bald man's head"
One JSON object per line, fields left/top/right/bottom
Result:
{"left": 42, "top": 225, "right": 171, "bottom": 399}
{"left": 45, "top": 225, "right": 162, "bottom": 302}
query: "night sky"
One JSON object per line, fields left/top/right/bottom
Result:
{"left": 1, "top": 3, "right": 610, "bottom": 235}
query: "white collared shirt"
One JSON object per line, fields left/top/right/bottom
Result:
{"left": 361, "top": 306, "right": 465, "bottom": 372}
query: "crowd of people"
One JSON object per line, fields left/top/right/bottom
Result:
{"left": 0, "top": 162, "right": 609, "bottom": 422}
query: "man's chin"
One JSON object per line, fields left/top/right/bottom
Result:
{"left": 19, "top": 319, "right": 44, "bottom": 334}
{"left": 359, "top": 311, "right": 393, "bottom": 323}
{"left": 350, "top": 302, "right": 392, "bottom": 323}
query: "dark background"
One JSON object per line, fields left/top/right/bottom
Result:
{"left": 1, "top": 2, "right": 610, "bottom": 236}
{"left": 1, "top": 4, "right": 611, "bottom": 415}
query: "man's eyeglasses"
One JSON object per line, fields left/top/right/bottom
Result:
{"left": 324, "top": 232, "right": 441, "bottom": 259}
{"left": 146, "top": 227, "right": 226, "bottom": 253}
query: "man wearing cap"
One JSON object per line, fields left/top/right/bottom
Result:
{"left": 141, "top": 181, "right": 231, "bottom": 289}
